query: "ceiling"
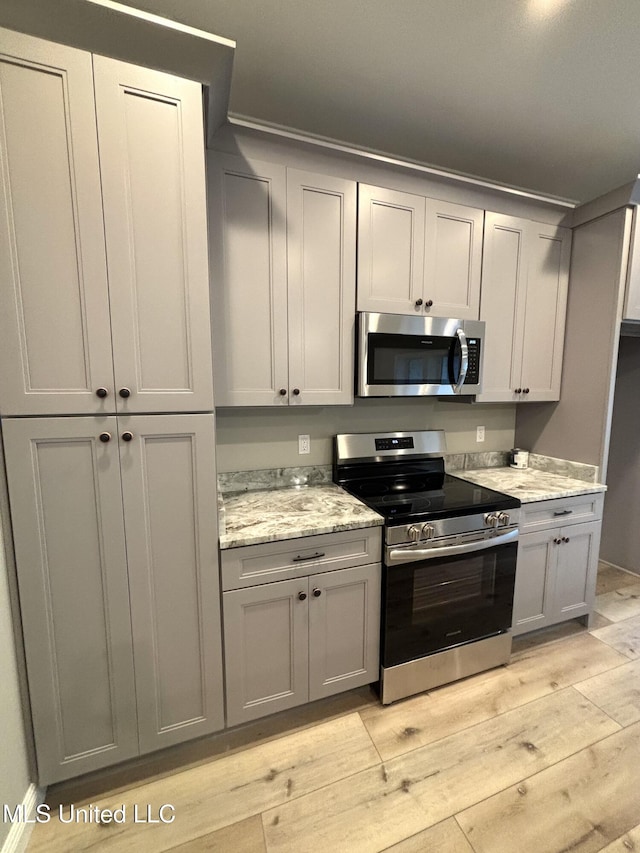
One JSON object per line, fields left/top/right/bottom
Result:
{"left": 119, "top": 0, "right": 640, "bottom": 203}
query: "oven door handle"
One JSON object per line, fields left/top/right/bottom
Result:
{"left": 386, "top": 527, "right": 518, "bottom": 564}
{"left": 453, "top": 328, "right": 469, "bottom": 394}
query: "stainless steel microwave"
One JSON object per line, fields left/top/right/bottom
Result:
{"left": 356, "top": 312, "right": 484, "bottom": 397}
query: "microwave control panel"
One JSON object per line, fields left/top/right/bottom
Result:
{"left": 464, "top": 339, "right": 481, "bottom": 385}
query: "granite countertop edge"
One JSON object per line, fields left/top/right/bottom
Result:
{"left": 218, "top": 483, "right": 383, "bottom": 550}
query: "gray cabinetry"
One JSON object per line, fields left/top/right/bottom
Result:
{"left": 0, "top": 29, "right": 213, "bottom": 416}
{"left": 209, "top": 155, "right": 356, "bottom": 406}
{"left": 512, "top": 494, "right": 603, "bottom": 635}
{"left": 222, "top": 531, "right": 381, "bottom": 727}
{"left": 478, "top": 213, "right": 571, "bottom": 403}
{"left": 357, "top": 184, "right": 483, "bottom": 319}
{"left": 2, "top": 414, "right": 224, "bottom": 784}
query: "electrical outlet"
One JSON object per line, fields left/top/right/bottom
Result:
{"left": 298, "top": 434, "right": 310, "bottom": 454}
{"left": 476, "top": 425, "right": 485, "bottom": 443}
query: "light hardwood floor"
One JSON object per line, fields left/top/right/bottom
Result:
{"left": 28, "top": 563, "right": 640, "bottom": 853}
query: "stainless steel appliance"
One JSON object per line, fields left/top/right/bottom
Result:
{"left": 356, "top": 312, "right": 484, "bottom": 397}
{"left": 333, "top": 430, "right": 520, "bottom": 704}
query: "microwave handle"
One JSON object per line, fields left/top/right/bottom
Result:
{"left": 453, "top": 328, "right": 469, "bottom": 394}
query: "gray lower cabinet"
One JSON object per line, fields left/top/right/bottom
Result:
{"left": 512, "top": 494, "right": 603, "bottom": 635}
{"left": 223, "top": 559, "right": 381, "bottom": 727}
{"left": 2, "top": 413, "right": 224, "bottom": 784}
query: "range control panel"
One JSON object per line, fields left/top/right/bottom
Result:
{"left": 375, "top": 436, "right": 415, "bottom": 451}
{"left": 464, "top": 339, "right": 481, "bottom": 385}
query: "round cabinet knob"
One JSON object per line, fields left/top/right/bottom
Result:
{"left": 554, "top": 538, "right": 561, "bottom": 544}
{"left": 292, "top": 388, "right": 300, "bottom": 396}
{"left": 99, "top": 432, "right": 111, "bottom": 443}
{"left": 563, "top": 536, "right": 570, "bottom": 543}
{"left": 425, "top": 299, "right": 433, "bottom": 308}
{"left": 119, "top": 387, "right": 131, "bottom": 399}
{"left": 415, "top": 298, "right": 423, "bottom": 307}
{"left": 122, "top": 431, "right": 133, "bottom": 442}
{"left": 312, "top": 588, "right": 322, "bottom": 598}
{"left": 96, "top": 387, "right": 109, "bottom": 399}
{"left": 514, "top": 388, "right": 522, "bottom": 394}
{"left": 279, "top": 388, "right": 287, "bottom": 396}
{"left": 298, "top": 592, "right": 307, "bottom": 602}
{"left": 523, "top": 388, "right": 530, "bottom": 394}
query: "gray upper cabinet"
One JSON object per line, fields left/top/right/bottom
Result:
{"left": 357, "top": 184, "right": 483, "bottom": 319}
{"left": 209, "top": 155, "right": 356, "bottom": 406}
{"left": 477, "top": 213, "right": 571, "bottom": 403}
{"left": 0, "top": 30, "right": 114, "bottom": 416}
{"left": 2, "top": 413, "right": 224, "bottom": 783}
{"left": 0, "top": 29, "right": 213, "bottom": 416}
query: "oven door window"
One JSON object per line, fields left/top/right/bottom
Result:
{"left": 367, "top": 333, "right": 460, "bottom": 386}
{"left": 383, "top": 542, "right": 516, "bottom": 668}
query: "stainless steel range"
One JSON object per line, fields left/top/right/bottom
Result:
{"left": 333, "top": 430, "right": 520, "bottom": 704}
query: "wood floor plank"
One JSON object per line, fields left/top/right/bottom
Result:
{"left": 574, "top": 659, "right": 640, "bottom": 727}
{"left": 594, "top": 584, "right": 640, "bottom": 622}
{"left": 361, "top": 633, "right": 626, "bottom": 760}
{"left": 164, "top": 816, "right": 266, "bottom": 853}
{"left": 456, "top": 722, "right": 640, "bottom": 853}
{"left": 382, "top": 817, "right": 474, "bottom": 852}
{"left": 598, "top": 823, "right": 640, "bottom": 852}
{"left": 591, "top": 614, "right": 640, "bottom": 659}
{"left": 262, "top": 688, "right": 619, "bottom": 853}
{"left": 27, "top": 713, "right": 379, "bottom": 853}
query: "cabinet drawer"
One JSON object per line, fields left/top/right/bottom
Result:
{"left": 221, "top": 527, "right": 382, "bottom": 590}
{"left": 520, "top": 493, "right": 604, "bottom": 533}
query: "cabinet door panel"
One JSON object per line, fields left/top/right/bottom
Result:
{"left": 357, "top": 184, "right": 425, "bottom": 313}
{"left": 287, "top": 170, "right": 356, "bottom": 405}
{"left": 519, "top": 223, "right": 571, "bottom": 401}
{"left": 224, "top": 579, "right": 308, "bottom": 726}
{"left": 119, "top": 414, "right": 223, "bottom": 751}
{"left": 554, "top": 521, "right": 600, "bottom": 621}
{"left": 0, "top": 29, "right": 114, "bottom": 415}
{"left": 209, "top": 155, "right": 288, "bottom": 405}
{"left": 94, "top": 57, "right": 213, "bottom": 413}
{"left": 512, "top": 530, "right": 554, "bottom": 635}
{"left": 2, "top": 417, "right": 138, "bottom": 783}
{"left": 477, "top": 213, "right": 527, "bottom": 403}
{"left": 309, "top": 564, "right": 381, "bottom": 701}
{"left": 424, "top": 200, "right": 483, "bottom": 320}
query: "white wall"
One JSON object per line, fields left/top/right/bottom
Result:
{"left": 215, "top": 398, "right": 516, "bottom": 471}
{"left": 0, "top": 502, "right": 33, "bottom": 850}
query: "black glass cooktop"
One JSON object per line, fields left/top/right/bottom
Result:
{"left": 343, "top": 474, "right": 520, "bottom": 523}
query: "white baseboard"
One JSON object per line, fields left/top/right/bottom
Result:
{"left": 598, "top": 559, "right": 640, "bottom": 577}
{"left": 2, "top": 784, "right": 46, "bottom": 853}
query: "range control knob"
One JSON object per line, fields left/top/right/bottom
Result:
{"left": 421, "top": 523, "right": 435, "bottom": 540}
{"left": 497, "top": 512, "right": 510, "bottom": 526}
{"left": 407, "top": 525, "right": 421, "bottom": 542}
{"left": 484, "top": 513, "right": 500, "bottom": 529}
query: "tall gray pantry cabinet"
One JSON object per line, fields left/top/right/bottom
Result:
{"left": 0, "top": 28, "right": 224, "bottom": 783}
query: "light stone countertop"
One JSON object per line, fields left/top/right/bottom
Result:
{"left": 456, "top": 467, "right": 607, "bottom": 503}
{"left": 219, "top": 483, "right": 383, "bottom": 549}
